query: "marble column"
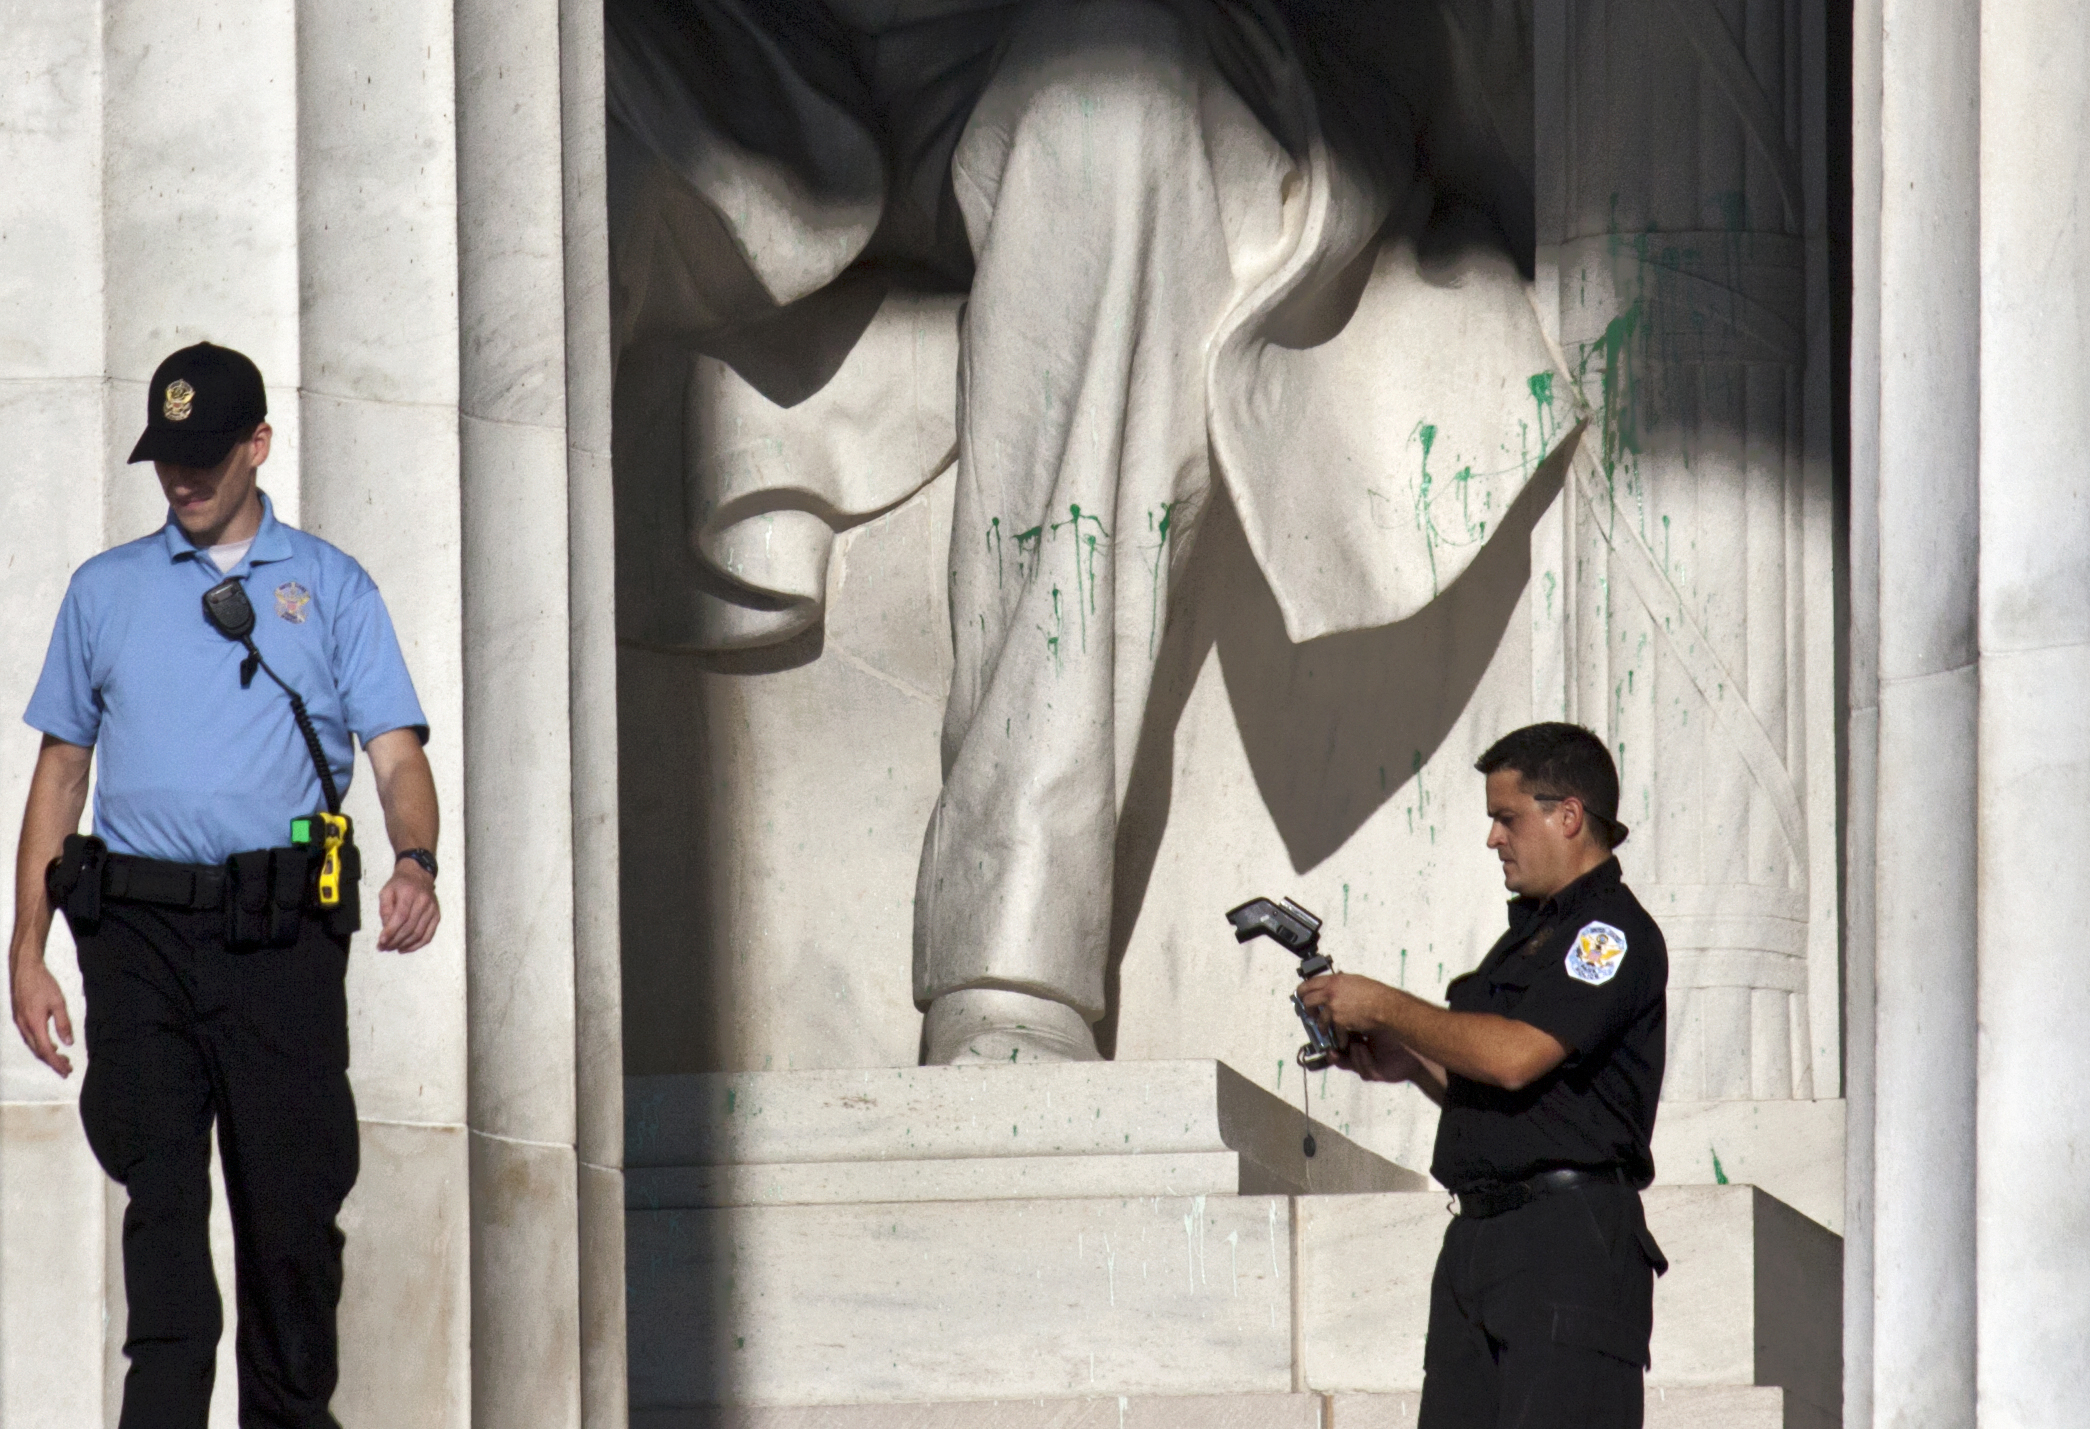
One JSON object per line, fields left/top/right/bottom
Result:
{"left": 456, "top": 0, "right": 586, "bottom": 1421}
{"left": 295, "top": 0, "right": 473, "bottom": 1421}
{"left": 1975, "top": 1, "right": 2090, "bottom": 1421}
{"left": 1549, "top": 0, "right": 1840, "bottom": 1104}
{"left": 1870, "top": 0, "right": 1979, "bottom": 1425}
{"left": 0, "top": 6, "right": 114, "bottom": 1424}
{"left": 1842, "top": 0, "right": 1882, "bottom": 1422}
{"left": 558, "top": 0, "right": 630, "bottom": 1420}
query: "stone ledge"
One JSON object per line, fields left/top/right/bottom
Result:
{"left": 625, "top": 1385, "right": 1787, "bottom": 1429}
{"left": 626, "top": 1061, "right": 1422, "bottom": 1205}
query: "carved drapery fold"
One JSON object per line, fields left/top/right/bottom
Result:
{"left": 1541, "top": 0, "right": 1834, "bottom": 1101}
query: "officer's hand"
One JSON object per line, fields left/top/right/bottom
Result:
{"left": 1298, "top": 972, "right": 1397, "bottom": 1036}
{"left": 10, "top": 958, "right": 74, "bottom": 1077}
{"left": 376, "top": 862, "right": 440, "bottom": 953}
{"left": 1335, "top": 1033, "right": 1424, "bottom": 1084}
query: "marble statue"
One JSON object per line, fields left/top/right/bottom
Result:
{"left": 605, "top": 0, "right": 1581, "bottom": 1061}
{"left": 1536, "top": 0, "right": 1840, "bottom": 1100}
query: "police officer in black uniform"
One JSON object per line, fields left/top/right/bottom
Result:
{"left": 1300, "top": 722, "right": 1668, "bottom": 1429}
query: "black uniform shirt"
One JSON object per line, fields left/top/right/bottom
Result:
{"left": 1428, "top": 857, "right": 1668, "bottom": 1192}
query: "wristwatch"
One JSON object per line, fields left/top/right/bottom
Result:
{"left": 396, "top": 848, "right": 438, "bottom": 881}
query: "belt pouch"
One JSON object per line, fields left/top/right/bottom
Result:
{"left": 268, "top": 846, "right": 311, "bottom": 946}
{"left": 322, "top": 842, "right": 361, "bottom": 938}
{"left": 228, "top": 850, "right": 275, "bottom": 950}
{"left": 47, "top": 834, "right": 105, "bottom": 934}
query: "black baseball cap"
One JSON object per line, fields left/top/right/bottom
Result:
{"left": 127, "top": 342, "right": 268, "bottom": 468}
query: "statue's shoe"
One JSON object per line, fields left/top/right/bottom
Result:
{"left": 922, "top": 988, "right": 1102, "bottom": 1064}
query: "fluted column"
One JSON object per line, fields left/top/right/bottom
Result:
{"left": 1975, "top": 1, "right": 2090, "bottom": 1421}
{"left": 295, "top": 0, "right": 473, "bottom": 1419}
{"left": 558, "top": 0, "right": 629, "bottom": 1419}
{"left": 1870, "top": 0, "right": 1979, "bottom": 1424}
{"left": 1842, "top": 0, "right": 1883, "bottom": 1420}
{"left": 0, "top": 5, "right": 114, "bottom": 1422}
{"left": 455, "top": 0, "right": 588, "bottom": 1421}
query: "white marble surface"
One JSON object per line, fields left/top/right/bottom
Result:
{"left": 304, "top": 391, "right": 470, "bottom": 1129}
{"left": 632, "top": 1396, "right": 1321, "bottom": 1429}
{"left": 1870, "top": 0, "right": 1984, "bottom": 1403}
{"left": 1651, "top": 1098, "right": 1845, "bottom": 1234}
{"left": 0, "top": 1103, "right": 107, "bottom": 1429}
{"left": 471, "top": 1132, "right": 583, "bottom": 1427}
{"left": 101, "top": 0, "right": 301, "bottom": 455}
{"left": 335, "top": 1122, "right": 471, "bottom": 1428}
{"left": 1976, "top": 4, "right": 2090, "bottom": 1423}
{"left": 628, "top": 1183, "right": 1836, "bottom": 1417}
{"left": 624, "top": 1060, "right": 1421, "bottom": 1205}
{"left": 627, "top": 1193, "right": 1296, "bottom": 1409}
{"left": 628, "top": 1388, "right": 1788, "bottom": 1429}
{"left": 1327, "top": 1388, "right": 1787, "bottom": 1429}
{"left": 460, "top": 410, "right": 578, "bottom": 1146}
{"left": 627, "top": 1151, "right": 1246, "bottom": 1208}
{"left": 0, "top": 2, "right": 102, "bottom": 380}
{"left": 455, "top": 0, "right": 569, "bottom": 429}
{"left": 295, "top": 0, "right": 460, "bottom": 408}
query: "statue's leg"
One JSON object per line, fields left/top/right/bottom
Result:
{"left": 915, "top": 0, "right": 1293, "bottom": 1062}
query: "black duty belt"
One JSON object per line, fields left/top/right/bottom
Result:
{"left": 47, "top": 834, "right": 359, "bottom": 947}
{"left": 96, "top": 851, "right": 231, "bottom": 910}
{"left": 1454, "top": 1166, "right": 1634, "bottom": 1219}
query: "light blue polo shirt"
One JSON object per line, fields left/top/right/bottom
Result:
{"left": 24, "top": 492, "right": 428, "bottom": 866}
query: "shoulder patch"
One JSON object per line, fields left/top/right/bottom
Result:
{"left": 1565, "top": 921, "right": 1629, "bottom": 986}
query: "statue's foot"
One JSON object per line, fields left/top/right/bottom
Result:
{"left": 922, "top": 989, "right": 1102, "bottom": 1065}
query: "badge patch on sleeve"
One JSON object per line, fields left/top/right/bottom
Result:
{"left": 1566, "top": 921, "right": 1629, "bottom": 986}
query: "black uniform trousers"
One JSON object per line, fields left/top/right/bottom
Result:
{"left": 73, "top": 898, "right": 358, "bottom": 1429}
{"left": 1418, "top": 1180, "right": 1660, "bottom": 1429}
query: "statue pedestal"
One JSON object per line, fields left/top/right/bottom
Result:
{"left": 624, "top": 1059, "right": 1420, "bottom": 1209}
{"left": 624, "top": 1061, "right": 1838, "bottom": 1427}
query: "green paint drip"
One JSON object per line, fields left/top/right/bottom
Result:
{"left": 1145, "top": 500, "right": 1180, "bottom": 657}
{"left": 1711, "top": 1148, "right": 1729, "bottom": 1185}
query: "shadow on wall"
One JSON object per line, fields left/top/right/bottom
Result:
{"left": 1096, "top": 439, "right": 1567, "bottom": 1057}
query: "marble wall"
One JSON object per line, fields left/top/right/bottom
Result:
{"left": 0, "top": 2, "right": 620, "bottom": 1425}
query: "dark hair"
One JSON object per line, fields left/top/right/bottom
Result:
{"left": 1474, "top": 722, "right": 1628, "bottom": 848}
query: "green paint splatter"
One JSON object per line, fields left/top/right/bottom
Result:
{"left": 1145, "top": 500, "right": 1180, "bottom": 657}
{"left": 1711, "top": 1148, "right": 1729, "bottom": 1185}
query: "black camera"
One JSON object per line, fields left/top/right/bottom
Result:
{"left": 1226, "top": 895, "right": 1343, "bottom": 1070}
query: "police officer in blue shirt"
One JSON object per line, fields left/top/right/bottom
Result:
{"left": 1300, "top": 723, "right": 1669, "bottom": 1429}
{"left": 7, "top": 342, "right": 440, "bottom": 1429}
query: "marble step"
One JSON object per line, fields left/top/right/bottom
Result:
{"left": 626, "top": 1186, "right": 1839, "bottom": 1425}
{"left": 628, "top": 1385, "right": 1786, "bottom": 1428}
{"left": 626, "top": 1060, "right": 1423, "bottom": 1207}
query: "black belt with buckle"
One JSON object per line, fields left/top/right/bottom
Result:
{"left": 1455, "top": 1166, "right": 1631, "bottom": 1219}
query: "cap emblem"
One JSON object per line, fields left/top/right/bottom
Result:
{"left": 163, "top": 380, "right": 195, "bottom": 422}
